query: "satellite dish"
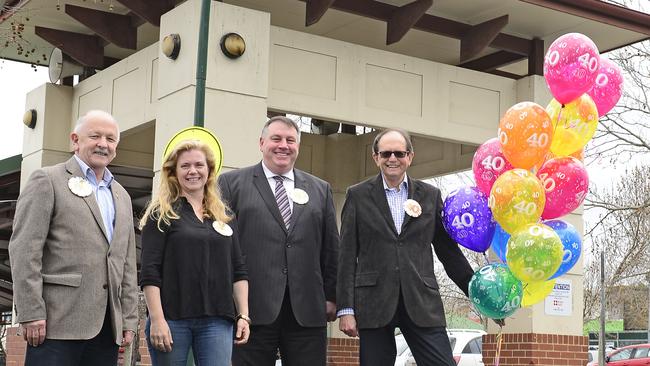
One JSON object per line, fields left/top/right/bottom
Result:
{"left": 48, "top": 47, "right": 84, "bottom": 84}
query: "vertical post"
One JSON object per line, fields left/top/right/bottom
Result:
{"left": 194, "top": 0, "right": 211, "bottom": 127}
{"left": 599, "top": 250, "right": 605, "bottom": 366}
{"left": 647, "top": 273, "right": 650, "bottom": 343}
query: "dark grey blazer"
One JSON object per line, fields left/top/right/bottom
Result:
{"left": 218, "top": 163, "right": 339, "bottom": 327}
{"left": 336, "top": 174, "right": 474, "bottom": 329}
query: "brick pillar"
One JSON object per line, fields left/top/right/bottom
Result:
{"left": 5, "top": 326, "right": 25, "bottom": 366}
{"left": 482, "top": 333, "right": 588, "bottom": 365}
{"left": 138, "top": 319, "right": 152, "bottom": 366}
{"left": 327, "top": 338, "right": 359, "bottom": 366}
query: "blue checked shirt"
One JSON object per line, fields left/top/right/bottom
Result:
{"left": 74, "top": 155, "right": 115, "bottom": 243}
{"left": 337, "top": 174, "right": 409, "bottom": 318}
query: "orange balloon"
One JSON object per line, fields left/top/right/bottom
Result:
{"left": 499, "top": 102, "right": 553, "bottom": 170}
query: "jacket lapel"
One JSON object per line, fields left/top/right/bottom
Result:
{"left": 287, "top": 170, "right": 308, "bottom": 237}
{"left": 65, "top": 158, "right": 109, "bottom": 244}
{"left": 400, "top": 177, "right": 419, "bottom": 234}
{"left": 370, "top": 174, "right": 399, "bottom": 236}
{"left": 252, "top": 163, "right": 289, "bottom": 234}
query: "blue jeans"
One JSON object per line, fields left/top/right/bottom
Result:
{"left": 146, "top": 316, "right": 234, "bottom": 366}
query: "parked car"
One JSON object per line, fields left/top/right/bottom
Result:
{"left": 398, "top": 329, "right": 487, "bottom": 366}
{"left": 586, "top": 343, "right": 650, "bottom": 366}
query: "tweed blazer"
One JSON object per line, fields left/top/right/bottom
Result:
{"left": 218, "top": 163, "right": 339, "bottom": 327}
{"left": 9, "top": 157, "right": 139, "bottom": 345}
{"left": 336, "top": 174, "right": 474, "bottom": 329}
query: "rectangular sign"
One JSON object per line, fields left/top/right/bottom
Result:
{"left": 545, "top": 278, "right": 572, "bottom": 316}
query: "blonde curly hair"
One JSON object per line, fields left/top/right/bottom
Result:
{"left": 139, "top": 139, "right": 230, "bottom": 231}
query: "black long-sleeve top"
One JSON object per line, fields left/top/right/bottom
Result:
{"left": 139, "top": 197, "right": 248, "bottom": 320}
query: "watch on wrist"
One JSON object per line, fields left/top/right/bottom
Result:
{"left": 236, "top": 314, "right": 251, "bottom": 325}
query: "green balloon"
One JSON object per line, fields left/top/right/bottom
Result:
{"left": 469, "top": 263, "right": 522, "bottom": 319}
{"left": 506, "top": 223, "right": 563, "bottom": 283}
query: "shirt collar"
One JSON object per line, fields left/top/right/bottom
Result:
{"left": 261, "top": 161, "right": 294, "bottom": 182}
{"left": 381, "top": 173, "right": 408, "bottom": 192}
{"left": 74, "top": 154, "right": 114, "bottom": 186}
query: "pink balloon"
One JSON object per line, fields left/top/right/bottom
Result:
{"left": 587, "top": 57, "right": 623, "bottom": 117}
{"left": 472, "top": 138, "right": 514, "bottom": 196}
{"left": 536, "top": 157, "right": 589, "bottom": 219}
{"left": 544, "top": 33, "right": 600, "bottom": 104}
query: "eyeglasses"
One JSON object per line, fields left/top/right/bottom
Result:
{"left": 376, "top": 150, "right": 410, "bottom": 159}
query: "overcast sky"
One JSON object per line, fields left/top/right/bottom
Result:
{"left": 0, "top": 61, "right": 48, "bottom": 160}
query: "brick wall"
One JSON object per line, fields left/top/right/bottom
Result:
{"left": 327, "top": 338, "right": 360, "bottom": 366}
{"left": 482, "top": 333, "right": 588, "bottom": 366}
{"left": 5, "top": 326, "right": 24, "bottom": 366}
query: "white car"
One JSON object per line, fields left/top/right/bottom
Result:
{"left": 398, "top": 329, "right": 487, "bottom": 366}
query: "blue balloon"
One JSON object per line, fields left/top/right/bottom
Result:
{"left": 491, "top": 224, "right": 510, "bottom": 263}
{"left": 543, "top": 219, "right": 582, "bottom": 279}
{"left": 442, "top": 186, "right": 496, "bottom": 252}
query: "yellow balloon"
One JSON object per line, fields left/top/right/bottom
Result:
{"left": 546, "top": 94, "right": 598, "bottom": 156}
{"left": 521, "top": 279, "right": 556, "bottom": 307}
{"left": 489, "top": 169, "right": 545, "bottom": 234}
{"left": 506, "top": 223, "right": 564, "bottom": 283}
{"left": 163, "top": 126, "right": 223, "bottom": 173}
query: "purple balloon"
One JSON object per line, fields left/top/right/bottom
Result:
{"left": 442, "top": 186, "right": 496, "bottom": 252}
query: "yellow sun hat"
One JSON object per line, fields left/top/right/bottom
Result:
{"left": 162, "top": 126, "right": 223, "bottom": 173}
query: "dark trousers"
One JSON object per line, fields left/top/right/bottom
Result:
{"left": 25, "top": 308, "right": 119, "bottom": 366}
{"left": 232, "top": 289, "right": 327, "bottom": 366}
{"left": 358, "top": 293, "right": 455, "bottom": 366}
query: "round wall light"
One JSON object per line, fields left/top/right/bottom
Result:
{"left": 23, "top": 109, "right": 37, "bottom": 129}
{"left": 220, "top": 33, "right": 246, "bottom": 59}
{"left": 161, "top": 33, "right": 181, "bottom": 60}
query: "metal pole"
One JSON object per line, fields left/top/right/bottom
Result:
{"left": 599, "top": 250, "right": 605, "bottom": 366}
{"left": 647, "top": 273, "right": 650, "bottom": 344}
{"left": 194, "top": 0, "right": 211, "bottom": 127}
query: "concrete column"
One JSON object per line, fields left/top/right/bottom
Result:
{"left": 20, "top": 83, "right": 74, "bottom": 191}
{"left": 483, "top": 75, "right": 588, "bottom": 366}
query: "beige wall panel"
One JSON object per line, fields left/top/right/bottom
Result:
{"left": 23, "top": 84, "right": 73, "bottom": 158}
{"left": 207, "top": 2, "right": 270, "bottom": 98}
{"left": 112, "top": 68, "right": 146, "bottom": 130}
{"left": 268, "top": 27, "right": 517, "bottom": 145}
{"left": 272, "top": 45, "right": 337, "bottom": 100}
{"left": 158, "top": 0, "right": 200, "bottom": 99}
{"left": 153, "top": 87, "right": 196, "bottom": 170}
{"left": 365, "top": 64, "right": 423, "bottom": 117}
{"left": 77, "top": 86, "right": 110, "bottom": 122}
{"left": 202, "top": 89, "right": 268, "bottom": 170}
{"left": 449, "top": 82, "right": 500, "bottom": 129}
{"left": 268, "top": 27, "right": 355, "bottom": 120}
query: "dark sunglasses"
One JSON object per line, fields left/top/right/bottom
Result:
{"left": 376, "top": 150, "right": 410, "bottom": 158}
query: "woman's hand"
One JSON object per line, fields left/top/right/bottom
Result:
{"left": 149, "top": 318, "right": 173, "bottom": 352}
{"left": 234, "top": 318, "right": 250, "bottom": 345}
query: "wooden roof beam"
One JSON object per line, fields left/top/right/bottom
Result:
{"left": 65, "top": 4, "right": 137, "bottom": 50}
{"left": 459, "top": 50, "right": 525, "bottom": 71}
{"left": 386, "top": 0, "right": 432, "bottom": 45}
{"left": 305, "top": 0, "right": 336, "bottom": 26}
{"left": 298, "top": 0, "right": 532, "bottom": 55}
{"left": 460, "top": 15, "right": 509, "bottom": 63}
{"left": 35, "top": 26, "right": 104, "bottom": 68}
{"left": 115, "top": 0, "right": 174, "bottom": 27}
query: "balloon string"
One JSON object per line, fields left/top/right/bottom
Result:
{"left": 494, "top": 327, "right": 503, "bottom": 366}
{"left": 482, "top": 252, "right": 490, "bottom": 265}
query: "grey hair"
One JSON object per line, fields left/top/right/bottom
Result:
{"left": 74, "top": 110, "right": 120, "bottom": 141}
{"left": 372, "top": 128, "right": 413, "bottom": 154}
{"left": 261, "top": 116, "right": 301, "bottom": 143}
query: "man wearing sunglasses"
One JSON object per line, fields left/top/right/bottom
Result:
{"left": 336, "top": 128, "right": 474, "bottom": 366}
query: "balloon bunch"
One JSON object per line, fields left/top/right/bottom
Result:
{"left": 441, "top": 32, "right": 623, "bottom": 321}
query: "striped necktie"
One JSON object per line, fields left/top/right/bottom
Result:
{"left": 273, "top": 176, "right": 291, "bottom": 229}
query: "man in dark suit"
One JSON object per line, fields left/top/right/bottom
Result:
{"left": 219, "top": 116, "right": 339, "bottom": 366}
{"left": 336, "top": 128, "right": 475, "bottom": 366}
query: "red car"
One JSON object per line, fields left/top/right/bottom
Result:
{"left": 587, "top": 344, "right": 650, "bottom": 366}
